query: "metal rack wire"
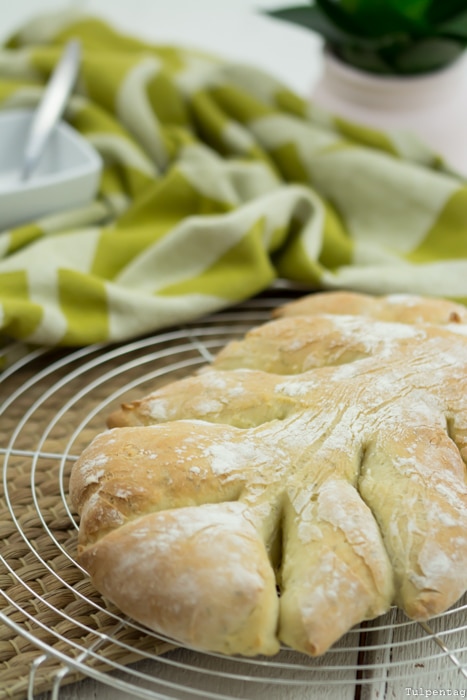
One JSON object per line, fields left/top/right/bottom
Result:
{"left": 1, "top": 289, "right": 467, "bottom": 699}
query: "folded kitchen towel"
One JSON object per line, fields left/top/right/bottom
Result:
{"left": 1, "top": 11, "right": 467, "bottom": 364}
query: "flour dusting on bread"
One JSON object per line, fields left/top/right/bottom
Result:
{"left": 70, "top": 291, "right": 467, "bottom": 657}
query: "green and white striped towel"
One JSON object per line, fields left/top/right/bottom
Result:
{"left": 1, "top": 11, "right": 467, "bottom": 366}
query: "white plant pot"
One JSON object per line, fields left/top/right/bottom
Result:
{"left": 312, "top": 50, "right": 467, "bottom": 175}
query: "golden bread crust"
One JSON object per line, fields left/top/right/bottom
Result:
{"left": 71, "top": 292, "right": 467, "bottom": 656}
{"left": 273, "top": 290, "right": 467, "bottom": 325}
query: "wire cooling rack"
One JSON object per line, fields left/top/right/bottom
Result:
{"left": 1, "top": 287, "right": 467, "bottom": 700}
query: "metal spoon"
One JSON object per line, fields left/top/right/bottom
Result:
{"left": 21, "top": 39, "right": 81, "bottom": 181}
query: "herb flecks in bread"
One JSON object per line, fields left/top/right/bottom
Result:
{"left": 70, "top": 292, "right": 467, "bottom": 657}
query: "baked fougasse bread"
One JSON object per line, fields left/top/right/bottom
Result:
{"left": 70, "top": 291, "right": 467, "bottom": 657}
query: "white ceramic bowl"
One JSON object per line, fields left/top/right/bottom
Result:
{"left": 0, "top": 109, "right": 102, "bottom": 230}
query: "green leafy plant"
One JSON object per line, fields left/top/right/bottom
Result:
{"left": 267, "top": 0, "right": 467, "bottom": 75}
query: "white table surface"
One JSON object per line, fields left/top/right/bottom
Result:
{"left": 0, "top": 0, "right": 323, "bottom": 95}
{"left": 2, "top": 2, "right": 467, "bottom": 699}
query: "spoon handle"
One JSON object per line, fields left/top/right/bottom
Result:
{"left": 21, "top": 40, "right": 81, "bottom": 181}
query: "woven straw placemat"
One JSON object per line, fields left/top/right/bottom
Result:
{"left": 0, "top": 342, "right": 180, "bottom": 699}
